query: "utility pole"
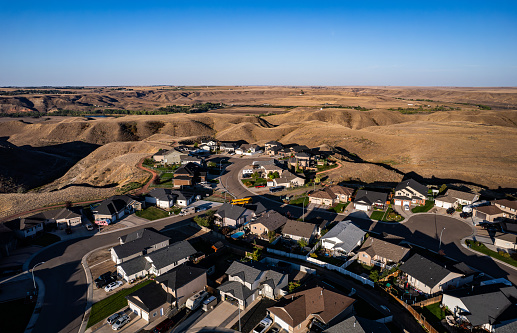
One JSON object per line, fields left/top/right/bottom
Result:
{"left": 31, "top": 262, "right": 45, "bottom": 290}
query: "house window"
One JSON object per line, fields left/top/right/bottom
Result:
{"left": 362, "top": 254, "right": 367, "bottom": 258}
{"left": 153, "top": 312, "right": 157, "bottom": 317}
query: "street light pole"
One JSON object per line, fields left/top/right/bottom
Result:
{"left": 439, "top": 227, "right": 446, "bottom": 250}
{"left": 31, "top": 261, "right": 45, "bottom": 290}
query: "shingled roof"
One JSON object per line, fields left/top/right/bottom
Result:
{"left": 268, "top": 287, "right": 355, "bottom": 328}
{"left": 216, "top": 203, "right": 248, "bottom": 221}
{"left": 324, "top": 315, "right": 390, "bottom": 333}
{"left": 282, "top": 220, "right": 317, "bottom": 239}
{"left": 114, "top": 228, "right": 170, "bottom": 259}
{"left": 250, "top": 211, "right": 288, "bottom": 232}
{"left": 358, "top": 237, "right": 409, "bottom": 263}
{"left": 157, "top": 263, "right": 207, "bottom": 291}
{"left": 400, "top": 254, "right": 464, "bottom": 289}
{"left": 94, "top": 195, "right": 135, "bottom": 216}
{"left": 126, "top": 282, "right": 169, "bottom": 313}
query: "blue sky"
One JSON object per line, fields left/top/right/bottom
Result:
{"left": 0, "top": 1, "right": 516, "bottom": 86}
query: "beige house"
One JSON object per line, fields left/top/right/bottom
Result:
{"left": 273, "top": 171, "right": 304, "bottom": 188}
{"left": 357, "top": 237, "right": 410, "bottom": 269}
{"left": 400, "top": 254, "right": 474, "bottom": 295}
{"left": 127, "top": 282, "right": 171, "bottom": 324}
{"left": 249, "top": 211, "right": 288, "bottom": 239}
{"left": 473, "top": 205, "right": 506, "bottom": 223}
{"left": 494, "top": 199, "right": 517, "bottom": 220}
{"left": 309, "top": 186, "right": 354, "bottom": 206}
{"left": 267, "top": 287, "right": 355, "bottom": 333}
{"left": 435, "top": 189, "right": 479, "bottom": 209}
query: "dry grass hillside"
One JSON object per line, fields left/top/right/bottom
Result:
{"left": 1, "top": 86, "right": 516, "bottom": 218}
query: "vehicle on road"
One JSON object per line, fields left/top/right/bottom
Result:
{"left": 152, "top": 318, "right": 175, "bottom": 333}
{"left": 105, "top": 280, "right": 123, "bottom": 292}
{"left": 196, "top": 207, "right": 207, "bottom": 212}
{"left": 186, "top": 290, "right": 209, "bottom": 310}
{"left": 111, "top": 314, "right": 130, "bottom": 330}
{"left": 231, "top": 197, "right": 252, "bottom": 205}
{"left": 253, "top": 317, "right": 272, "bottom": 333}
{"left": 107, "top": 312, "right": 125, "bottom": 325}
{"left": 446, "top": 207, "right": 455, "bottom": 215}
{"left": 85, "top": 223, "right": 94, "bottom": 231}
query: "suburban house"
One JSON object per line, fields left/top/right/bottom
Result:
{"left": 260, "top": 164, "right": 284, "bottom": 178}
{"left": 218, "top": 261, "right": 288, "bottom": 310}
{"left": 474, "top": 229, "right": 517, "bottom": 250}
{"left": 399, "top": 254, "right": 475, "bottom": 295}
{"left": 180, "top": 155, "right": 203, "bottom": 166}
{"left": 309, "top": 186, "right": 354, "bottom": 206}
{"left": 171, "top": 189, "right": 196, "bottom": 207}
{"left": 242, "top": 164, "right": 255, "bottom": 176}
{"left": 92, "top": 195, "right": 141, "bottom": 225}
{"left": 356, "top": 237, "right": 410, "bottom": 269}
{"left": 153, "top": 149, "right": 188, "bottom": 165}
{"left": 320, "top": 221, "right": 366, "bottom": 257}
{"left": 249, "top": 211, "right": 289, "bottom": 239}
{"left": 393, "top": 179, "right": 428, "bottom": 207}
{"left": 157, "top": 263, "right": 207, "bottom": 308}
{"left": 126, "top": 281, "right": 171, "bottom": 324}
{"left": 220, "top": 141, "right": 240, "bottom": 153}
{"left": 236, "top": 144, "right": 262, "bottom": 156}
{"left": 200, "top": 140, "right": 219, "bottom": 152}
{"left": 323, "top": 315, "right": 390, "bottom": 333}
{"left": 29, "top": 207, "right": 83, "bottom": 229}
{"left": 441, "top": 283, "right": 517, "bottom": 332}
{"left": 111, "top": 228, "right": 171, "bottom": 264}
{"left": 0, "top": 223, "right": 17, "bottom": 257}
{"left": 353, "top": 190, "right": 388, "bottom": 211}
{"left": 173, "top": 162, "right": 207, "bottom": 188}
{"left": 4, "top": 217, "right": 44, "bottom": 239}
{"left": 293, "top": 152, "right": 312, "bottom": 169}
{"left": 494, "top": 199, "right": 517, "bottom": 220}
{"left": 214, "top": 203, "right": 254, "bottom": 227}
{"left": 282, "top": 220, "right": 318, "bottom": 242}
{"left": 117, "top": 240, "right": 197, "bottom": 281}
{"left": 264, "top": 141, "right": 283, "bottom": 155}
{"left": 272, "top": 171, "right": 304, "bottom": 188}
{"left": 435, "top": 189, "right": 480, "bottom": 209}
{"left": 471, "top": 200, "right": 517, "bottom": 223}
{"left": 267, "top": 286, "right": 355, "bottom": 333}
{"left": 146, "top": 188, "right": 177, "bottom": 209}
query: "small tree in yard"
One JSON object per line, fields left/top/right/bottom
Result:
{"left": 248, "top": 247, "right": 261, "bottom": 261}
{"left": 268, "top": 230, "right": 276, "bottom": 243}
{"left": 439, "top": 184, "right": 447, "bottom": 194}
{"left": 252, "top": 171, "right": 261, "bottom": 179}
{"left": 193, "top": 215, "right": 210, "bottom": 227}
{"left": 288, "top": 281, "right": 301, "bottom": 292}
{"left": 207, "top": 161, "right": 216, "bottom": 168}
{"left": 369, "top": 270, "right": 379, "bottom": 282}
{"left": 298, "top": 237, "right": 308, "bottom": 248}
{"left": 205, "top": 210, "right": 216, "bottom": 224}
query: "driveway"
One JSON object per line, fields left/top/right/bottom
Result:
{"left": 189, "top": 301, "right": 238, "bottom": 329}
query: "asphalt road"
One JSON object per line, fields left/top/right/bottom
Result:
{"left": 28, "top": 156, "right": 517, "bottom": 333}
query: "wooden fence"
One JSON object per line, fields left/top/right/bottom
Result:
{"left": 413, "top": 295, "right": 443, "bottom": 308}
{"left": 384, "top": 288, "right": 440, "bottom": 333}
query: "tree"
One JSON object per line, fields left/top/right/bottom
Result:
{"left": 252, "top": 171, "right": 261, "bottom": 179}
{"left": 207, "top": 161, "right": 216, "bottom": 168}
{"left": 369, "top": 270, "right": 379, "bottom": 282}
{"left": 288, "top": 281, "right": 301, "bottom": 292}
{"left": 193, "top": 215, "right": 210, "bottom": 227}
{"left": 439, "top": 184, "right": 447, "bottom": 194}
{"left": 272, "top": 171, "right": 280, "bottom": 179}
{"left": 247, "top": 248, "right": 261, "bottom": 261}
{"left": 268, "top": 230, "right": 276, "bottom": 243}
{"left": 194, "top": 142, "right": 199, "bottom": 148}
{"left": 315, "top": 175, "right": 322, "bottom": 184}
{"left": 205, "top": 210, "right": 216, "bottom": 224}
{"left": 298, "top": 237, "right": 308, "bottom": 248}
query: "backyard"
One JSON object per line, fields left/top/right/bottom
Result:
{"left": 415, "top": 302, "right": 449, "bottom": 333}
{"left": 87, "top": 280, "right": 152, "bottom": 328}
{"left": 135, "top": 206, "right": 170, "bottom": 220}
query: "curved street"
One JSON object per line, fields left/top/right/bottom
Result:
{"left": 26, "top": 156, "right": 517, "bottom": 333}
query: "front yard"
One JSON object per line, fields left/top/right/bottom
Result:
{"left": 135, "top": 206, "right": 170, "bottom": 220}
{"left": 241, "top": 177, "right": 268, "bottom": 187}
{"left": 87, "top": 280, "right": 152, "bottom": 328}
{"left": 411, "top": 200, "right": 435, "bottom": 213}
{"left": 29, "top": 233, "right": 61, "bottom": 247}
{"left": 328, "top": 202, "right": 349, "bottom": 213}
{"left": 466, "top": 239, "right": 517, "bottom": 268}
{"left": 370, "top": 206, "right": 404, "bottom": 222}
{"left": 288, "top": 195, "right": 309, "bottom": 207}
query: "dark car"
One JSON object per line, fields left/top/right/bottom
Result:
{"left": 152, "top": 318, "right": 175, "bottom": 333}
{"left": 460, "top": 212, "right": 472, "bottom": 219}
{"left": 446, "top": 207, "right": 455, "bottom": 215}
{"left": 95, "top": 271, "right": 115, "bottom": 288}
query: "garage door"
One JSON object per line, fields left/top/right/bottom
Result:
{"left": 274, "top": 315, "right": 290, "bottom": 331}
{"left": 394, "top": 199, "right": 402, "bottom": 206}
{"left": 476, "top": 211, "right": 486, "bottom": 220}
{"left": 355, "top": 204, "right": 369, "bottom": 211}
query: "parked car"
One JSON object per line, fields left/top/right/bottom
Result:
{"left": 253, "top": 317, "right": 273, "bottom": 333}
{"left": 105, "top": 281, "right": 123, "bottom": 292}
{"left": 111, "top": 314, "right": 130, "bottom": 330}
{"left": 152, "top": 318, "right": 175, "bottom": 333}
{"left": 95, "top": 271, "right": 115, "bottom": 288}
{"left": 404, "top": 205, "right": 410, "bottom": 211}
{"left": 255, "top": 185, "right": 266, "bottom": 188}
{"left": 85, "top": 223, "right": 94, "bottom": 231}
{"left": 269, "top": 328, "right": 280, "bottom": 333}
{"left": 460, "top": 212, "right": 472, "bottom": 219}
{"left": 107, "top": 312, "right": 125, "bottom": 325}
{"left": 446, "top": 207, "right": 455, "bottom": 215}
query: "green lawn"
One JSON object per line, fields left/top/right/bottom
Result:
{"left": 314, "top": 254, "right": 346, "bottom": 266}
{"left": 466, "top": 240, "right": 517, "bottom": 268}
{"left": 135, "top": 206, "right": 170, "bottom": 221}
{"left": 418, "top": 302, "right": 449, "bottom": 333}
{"left": 329, "top": 202, "right": 349, "bottom": 213}
{"left": 87, "top": 280, "right": 152, "bottom": 328}
{"left": 289, "top": 195, "right": 309, "bottom": 207}
{"left": 370, "top": 210, "right": 386, "bottom": 220}
{"left": 31, "top": 233, "right": 61, "bottom": 247}
{"left": 411, "top": 200, "right": 435, "bottom": 213}
{"left": 0, "top": 298, "right": 36, "bottom": 333}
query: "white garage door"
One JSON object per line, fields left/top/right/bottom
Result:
{"left": 436, "top": 200, "right": 452, "bottom": 209}
{"left": 394, "top": 199, "right": 402, "bottom": 206}
{"left": 355, "top": 204, "right": 369, "bottom": 211}
{"left": 274, "top": 315, "right": 290, "bottom": 331}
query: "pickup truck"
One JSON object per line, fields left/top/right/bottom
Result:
{"left": 253, "top": 317, "right": 272, "bottom": 333}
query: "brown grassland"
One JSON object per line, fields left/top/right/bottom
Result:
{"left": 0, "top": 86, "right": 516, "bottom": 218}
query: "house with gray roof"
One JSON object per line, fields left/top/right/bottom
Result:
{"left": 126, "top": 281, "right": 171, "bottom": 324}
{"left": 435, "top": 189, "right": 479, "bottom": 210}
{"left": 282, "top": 220, "right": 318, "bottom": 242}
{"left": 146, "top": 188, "right": 177, "bottom": 209}
{"left": 218, "top": 261, "right": 288, "bottom": 309}
{"left": 393, "top": 179, "right": 428, "bottom": 207}
{"left": 272, "top": 171, "right": 304, "bottom": 188}
{"left": 249, "top": 211, "right": 288, "bottom": 239}
{"left": 324, "top": 315, "right": 390, "bottom": 333}
{"left": 111, "top": 228, "right": 171, "bottom": 264}
{"left": 117, "top": 240, "right": 196, "bottom": 281}
{"left": 400, "top": 254, "right": 475, "bottom": 295}
{"left": 353, "top": 190, "right": 388, "bottom": 211}
{"left": 320, "top": 221, "right": 366, "bottom": 256}
{"left": 158, "top": 263, "right": 207, "bottom": 308}
{"left": 29, "top": 207, "right": 82, "bottom": 229}
{"left": 442, "top": 283, "right": 517, "bottom": 332}
{"left": 214, "top": 203, "right": 253, "bottom": 228}
{"left": 92, "top": 195, "right": 141, "bottom": 225}
{"left": 4, "top": 217, "right": 44, "bottom": 239}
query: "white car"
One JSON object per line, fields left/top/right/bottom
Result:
{"left": 404, "top": 205, "right": 410, "bottom": 211}
{"left": 253, "top": 317, "right": 273, "bottom": 333}
{"left": 104, "top": 280, "right": 123, "bottom": 292}
{"left": 111, "top": 314, "right": 130, "bottom": 330}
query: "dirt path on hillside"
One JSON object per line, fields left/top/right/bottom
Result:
{"left": 132, "top": 157, "right": 158, "bottom": 195}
